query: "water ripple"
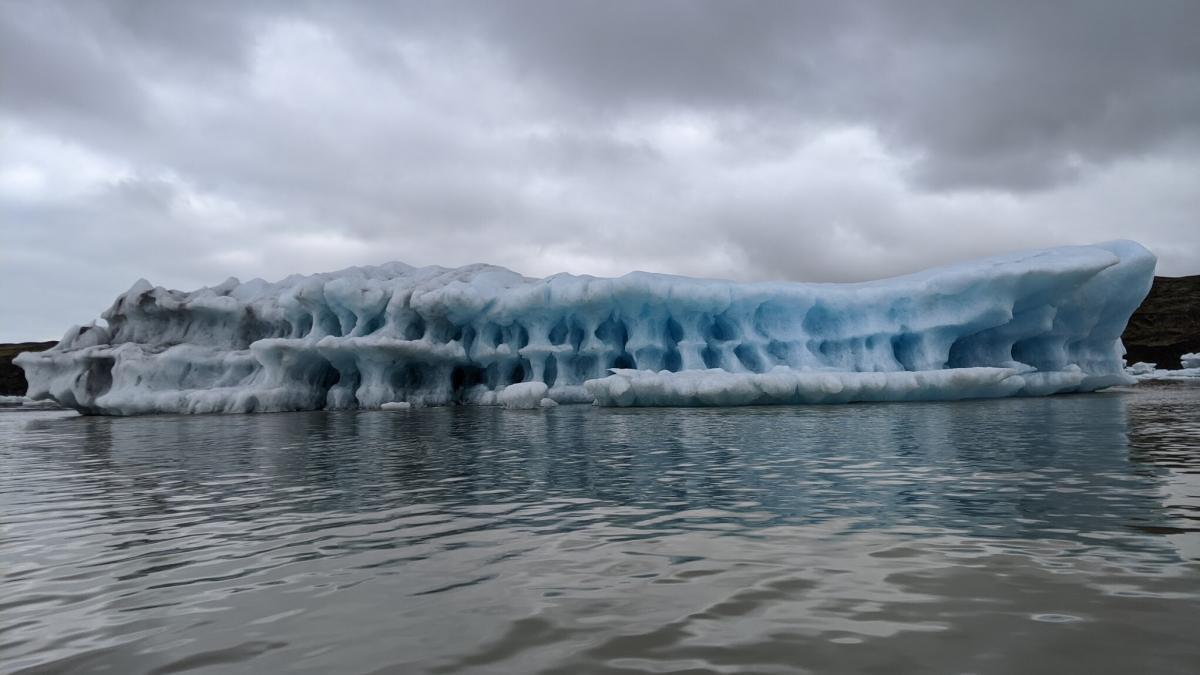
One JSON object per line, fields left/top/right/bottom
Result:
{"left": 2, "top": 385, "right": 1199, "bottom": 673}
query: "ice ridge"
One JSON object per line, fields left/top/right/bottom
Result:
{"left": 16, "top": 240, "right": 1155, "bottom": 414}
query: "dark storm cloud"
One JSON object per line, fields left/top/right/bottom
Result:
{"left": 1, "top": 0, "right": 1198, "bottom": 341}
{"left": 441, "top": 0, "right": 1200, "bottom": 190}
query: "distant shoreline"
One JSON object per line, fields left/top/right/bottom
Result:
{"left": 1122, "top": 274, "right": 1200, "bottom": 369}
{"left": 0, "top": 342, "right": 55, "bottom": 396}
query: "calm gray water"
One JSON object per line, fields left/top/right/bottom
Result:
{"left": 2, "top": 386, "right": 1199, "bottom": 675}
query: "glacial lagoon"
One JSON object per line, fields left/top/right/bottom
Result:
{"left": 2, "top": 385, "right": 1198, "bottom": 674}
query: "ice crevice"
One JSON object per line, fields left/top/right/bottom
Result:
{"left": 16, "top": 241, "right": 1156, "bottom": 414}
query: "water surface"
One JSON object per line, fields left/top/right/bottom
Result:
{"left": 2, "top": 385, "right": 1199, "bottom": 674}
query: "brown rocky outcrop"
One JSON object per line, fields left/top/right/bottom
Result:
{"left": 1121, "top": 275, "right": 1200, "bottom": 370}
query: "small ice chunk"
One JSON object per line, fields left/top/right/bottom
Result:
{"left": 1181, "top": 352, "right": 1200, "bottom": 369}
{"left": 381, "top": 401, "right": 412, "bottom": 411}
{"left": 497, "top": 382, "right": 549, "bottom": 409}
{"left": 539, "top": 397, "right": 558, "bottom": 408}
{"left": 1127, "top": 362, "right": 1157, "bottom": 376}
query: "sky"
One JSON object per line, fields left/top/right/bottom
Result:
{"left": 2, "top": 1, "right": 1198, "bottom": 342}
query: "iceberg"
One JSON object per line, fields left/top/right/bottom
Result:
{"left": 16, "top": 241, "right": 1155, "bottom": 415}
{"left": 1126, "top": 361, "right": 1159, "bottom": 376}
{"left": 0, "top": 394, "right": 61, "bottom": 410}
{"left": 1125, "top": 354, "right": 1200, "bottom": 382}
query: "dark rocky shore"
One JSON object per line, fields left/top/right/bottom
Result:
{"left": 1, "top": 275, "right": 1196, "bottom": 396}
{"left": 1121, "top": 275, "right": 1200, "bottom": 369}
{"left": 1, "top": 341, "right": 55, "bottom": 396}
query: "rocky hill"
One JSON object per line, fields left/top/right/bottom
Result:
{"left": 1121, "top": 275, "right": 1200, "bottom": 369}
{"left": 0, "top": 342, "right": 56, "bottom": 396}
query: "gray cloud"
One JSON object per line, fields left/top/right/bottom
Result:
{"left": 1, "top": 0, "right": 1198, "bottom": 341}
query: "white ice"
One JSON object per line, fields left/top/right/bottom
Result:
{"left": 0, "top": 395, "right": 61, "bottom": 409}
{"left": 584, "top": 365, "right": 1103, "bottom": 407}
{"left": 497, "top": 382, "right": 550, "bottom": 409}
{"left": 1126, "top": 367, "right": 1200, "bottom": 382}
{"left": 1127, "top": 361, "right": 1159, "bottom": 376}
{"left": 1125, "top": 357, "right": 1200, "bottom": 382}
{"left": 16, "top": 240, "right": 1156, "bottom": 415}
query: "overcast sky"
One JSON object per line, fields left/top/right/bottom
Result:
{"left": 2, "top": 1, "right": 1198, "bottom": 341}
